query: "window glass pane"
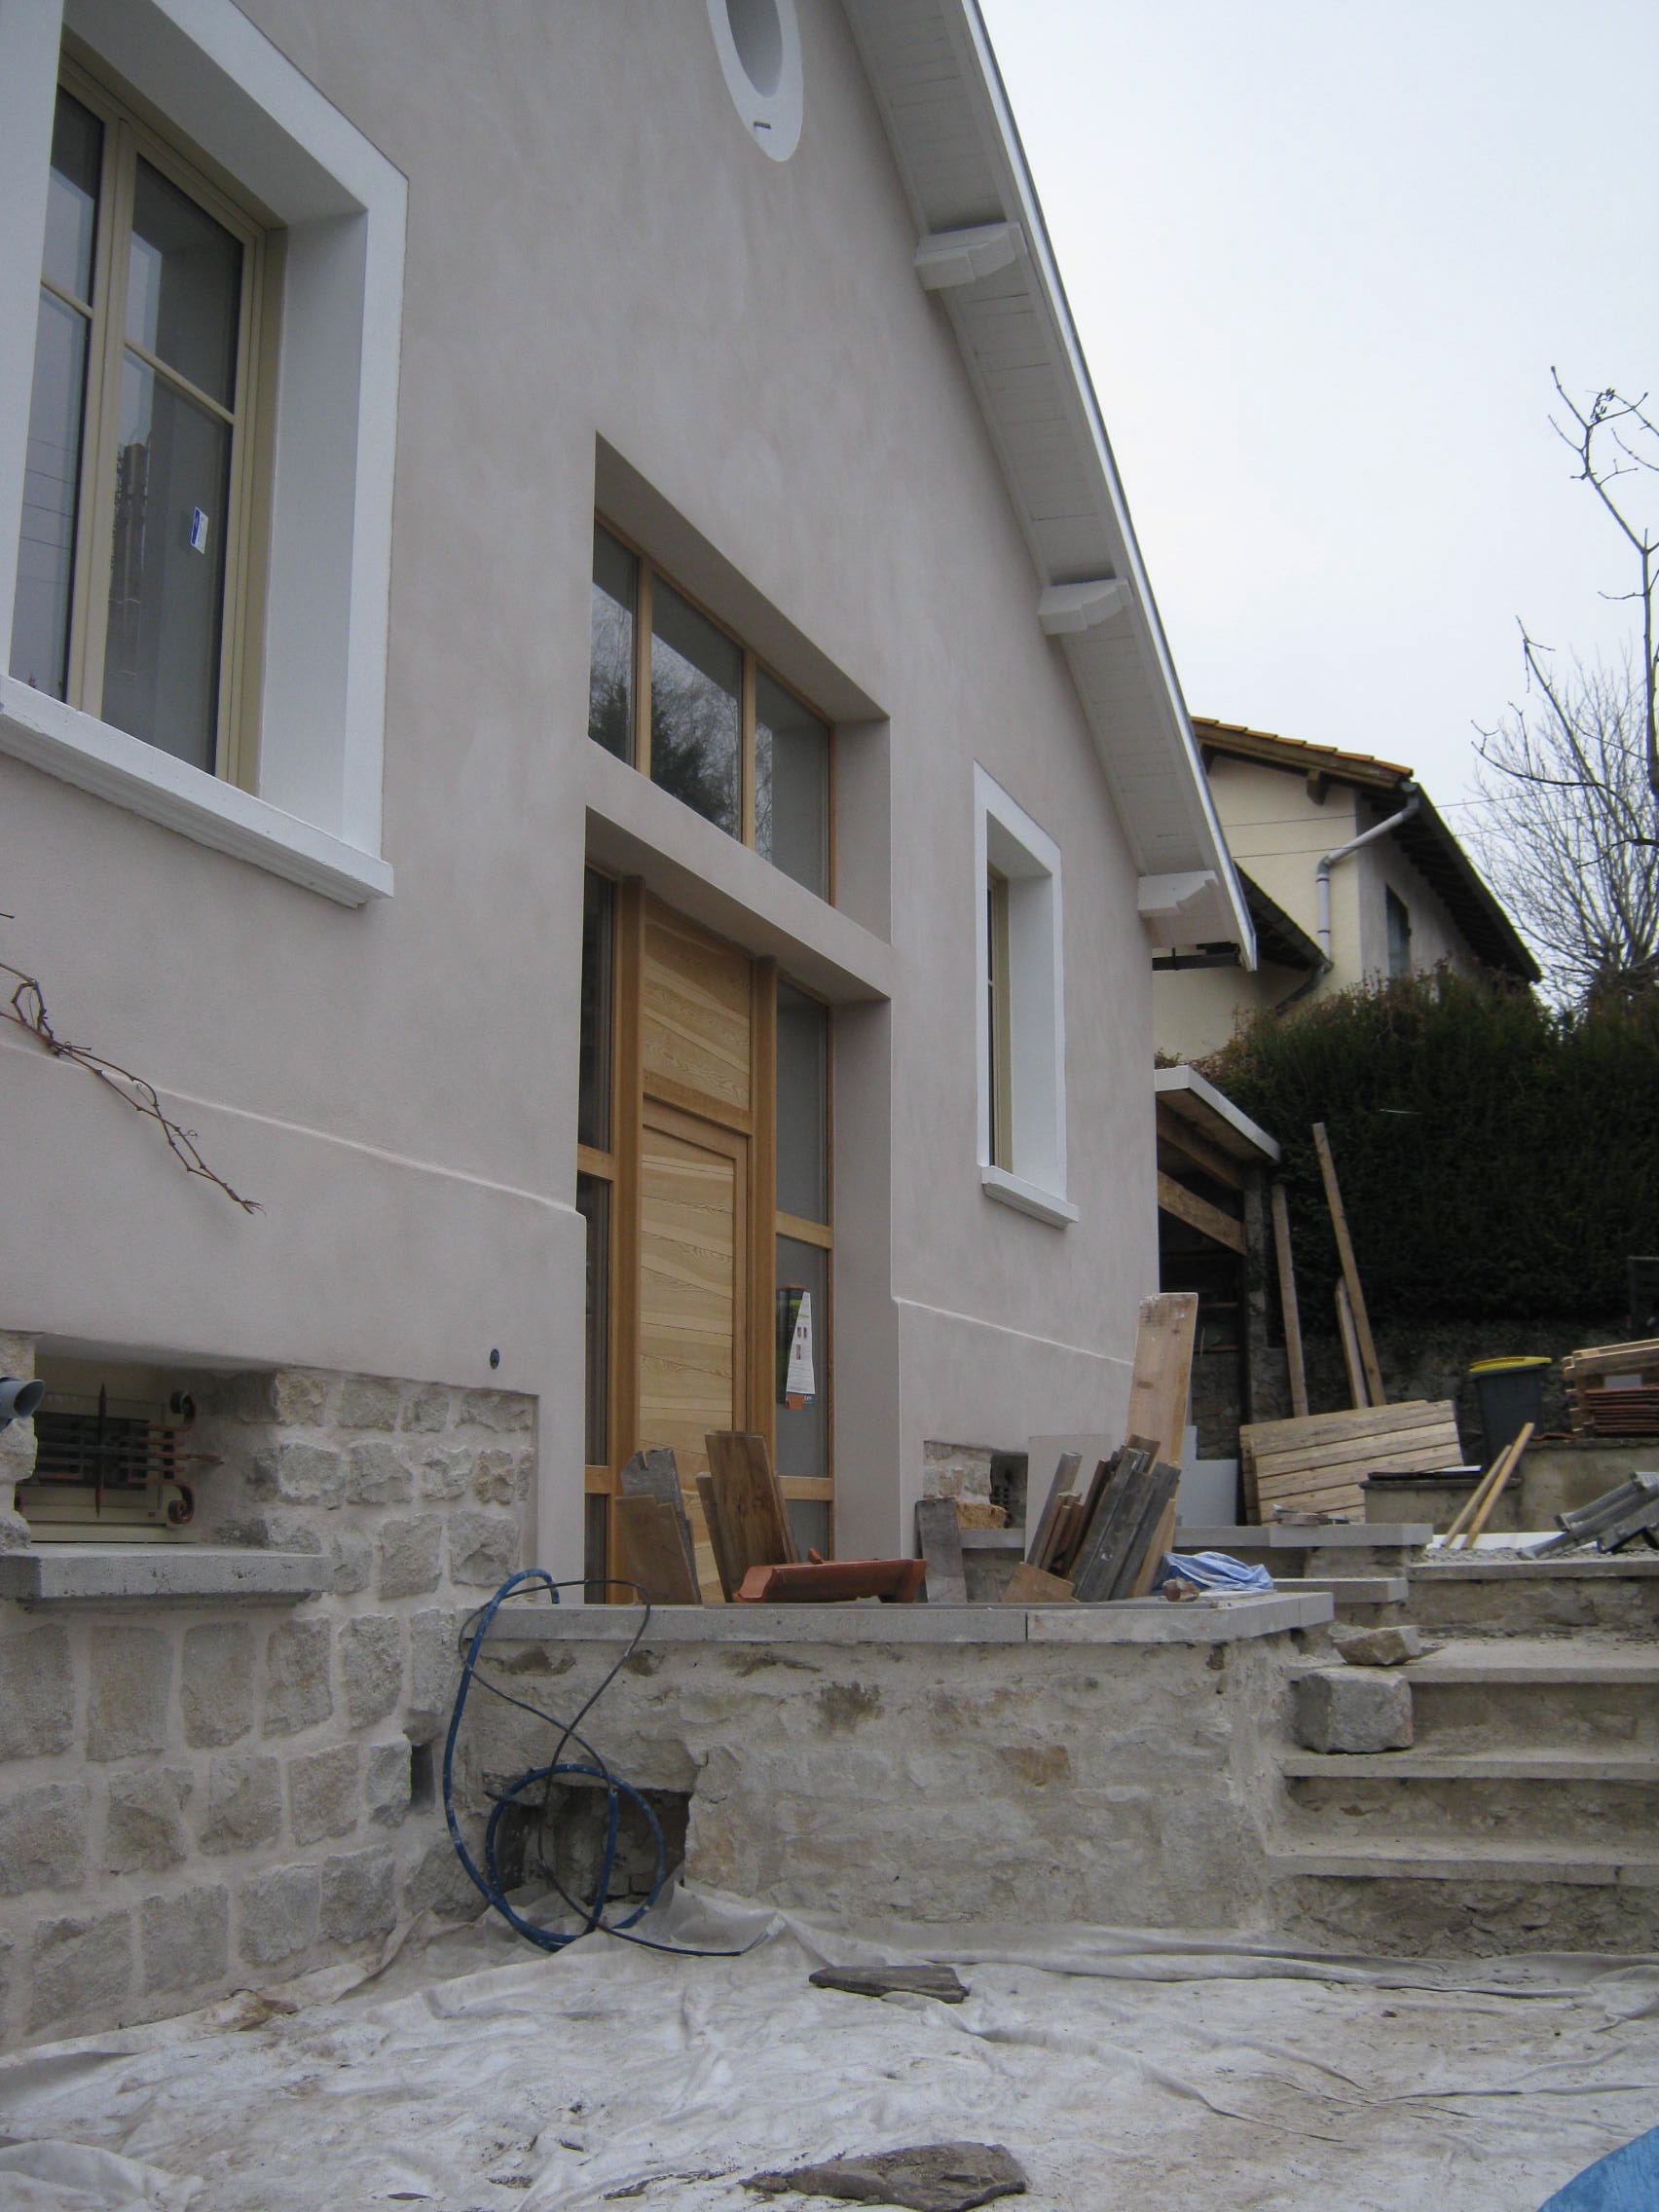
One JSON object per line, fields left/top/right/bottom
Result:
{"left": 579, "top": 870, "right": 614, "bottom": 1152}
{"left": 9, "top": 290, "right": 91, "bottom": 699}
{"left": 775, "top": 1236, "right": 828, "bottom": 1484}
{"left": 756, "top": 670, "right": 830, "bottom": 898}
{"left": 126, "top": 160, "right": 240, "bottom": 409}
{"left": 650, "top": 579, "right": 740, "bottom": 835}
{"left": 787, "top": 1499, "right": 830, "bottom": 1559}
{"left": 101, "top": 352, "right": 231, "bottom": 770}
{"left": 589, "top": 524, "right": 636, "bottom": 759}
{"left": 43, "top": 91, "right": 101, "bottom": 304}
{"left": 584, "top": 1493, "right": 608, "bottom": 1605}
{"left": 577, "top": 1173, "right": 610, "bottom": 1466}
{"left": 776, "top": 982, "right": 828, "bottom": 1224}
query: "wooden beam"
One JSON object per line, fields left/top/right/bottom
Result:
{"left": 1157, "top": 1171, "right": 1245, "bottom": 1254}
{"left": 1269, "top": 1182, "right": 1309, "bottom": 1419}
{"left": 1155, "top": 1102, "right": 1244, "bottom": 1190}
{"left": 1335, "top": 1279, "right": 1369, "bottom": 1409}
{"left": 1312, "top": 1123, "right": 1385, "bottom": 1405}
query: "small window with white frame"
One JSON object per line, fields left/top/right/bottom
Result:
{"left": 974, "top": 765, "right": 1074, "bottom": 1227}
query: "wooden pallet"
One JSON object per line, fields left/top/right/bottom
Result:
{"left": 1240, "top": 1400, "right": 1463, "bottom": 1523}
{"left": 1565, "top": 1340, "right": 1659, "bottom": 1436}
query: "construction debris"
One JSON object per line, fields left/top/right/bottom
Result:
{"left": 747, "top": 2141, "right": 1029, "bottom": 2209}
{"left": 735, "top": 1559, "right": 927, "bottom": 1604}
{"left": 1526, "top": 1473, "right": 1659, "bottom": 1559}
{"left": 809, "top": 1966, "right": 970, "bottom": 2004}
{"left": 1564, "top": 1338, "right": 1659, "bottom": 1436}
{"left": 1331, "top": 1623, "right": 1430, "bottom": 1667}
{"left": 1292, "top": 1667, "right": 1414, "bottom": 1752}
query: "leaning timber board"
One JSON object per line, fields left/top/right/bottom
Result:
{"left": 1241, "top": 1400, "right": 1461, "bottom": 1522}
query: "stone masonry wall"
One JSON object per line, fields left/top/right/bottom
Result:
{"left": 0, "top": 1352, "right": 535, "bottom": 2049}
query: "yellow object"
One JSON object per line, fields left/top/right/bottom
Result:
{"left": 1468, "top": 1356, "right": 1550, "bottom": 1374}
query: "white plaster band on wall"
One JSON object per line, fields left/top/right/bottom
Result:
{"left": 706, "top": 0, "right": 803, "bottom": 162}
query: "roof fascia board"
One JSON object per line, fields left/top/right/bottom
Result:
{"left": 844, "top": 0, "right": 1254, "bottom": 970}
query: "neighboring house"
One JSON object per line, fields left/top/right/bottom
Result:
{"left": 1154, "top": 719, "right": 1537, "bottom": 1061}
{"left": 0, "top": 0, "right": 1247, "bottom": 2039}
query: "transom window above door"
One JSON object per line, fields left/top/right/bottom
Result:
{"left": 588, "top": 521, "right": 832, "bottom": 902}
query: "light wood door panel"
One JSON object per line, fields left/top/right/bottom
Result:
{"left": 642, "top": 902, "right": 752, "bottom": 1123}
{"left": 639, "top": 1108, "right": 748, "bottom": 1599}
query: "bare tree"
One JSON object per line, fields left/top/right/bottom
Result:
{"left": 1473, "top": 652, "right": 1657, "bottom": 1002}
{"left": 1473, "top": 374, "right": 1659, "bottom": 1002}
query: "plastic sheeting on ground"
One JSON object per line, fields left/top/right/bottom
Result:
{"left": 1, "top": 1885, "right": 1657, "bottom": 2210}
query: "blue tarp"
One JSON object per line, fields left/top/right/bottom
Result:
{"left": 1540, "top": 2124, "right": 1659, "bottom": 2209}
{"left": 1156, "top": 1550, "right": 1274, "bottom": 1593}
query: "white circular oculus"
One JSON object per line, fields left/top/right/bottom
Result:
{"left": 706, "top": 0, "right": 802, "bottom": 162}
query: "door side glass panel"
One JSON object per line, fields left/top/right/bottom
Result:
{"left": 576, "top": 1172, "right": 610, "bottom": 1466}
{"left": 776, "top": 982, "right": 828, "bottom": 1223}
{"left": 775, "top": 1235, "right": 828, "bottom": 1483}
{"left": 579, "top": 870, "right": 614, "bottom": 1152}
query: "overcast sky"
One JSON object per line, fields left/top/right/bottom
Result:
{"left": 977, "top": 0, "right": 1659, "bottom": 823}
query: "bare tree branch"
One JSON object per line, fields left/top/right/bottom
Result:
{"left": 1, "top": 961, "right": 260, "bottom": 1212}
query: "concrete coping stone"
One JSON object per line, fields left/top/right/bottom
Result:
{"left": 1413, "top": 1555, "right": 1659, "bottom": 1581}
{"left": 1289, "top": 1575, "right": 1411, "bottom": 1603}
{"left": 482, "top": 1590, "right": 1331, "bottom": 1648}
{"left": 0, "top": 1545, "right": 329, "bottom": 1606}
{"left": 1179, "top": 1524, "right": 1433, "bottom": 1550}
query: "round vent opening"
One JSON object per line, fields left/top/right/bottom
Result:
{"left": 727, "top": 0, "right": 784, "bottom": 98}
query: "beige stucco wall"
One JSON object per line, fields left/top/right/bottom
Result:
{"left": 0, "top": 2, "right": 1159, "bottom": 1575}
{"left": 1155, "top": 761, "right": 1485, "bottom": 1061}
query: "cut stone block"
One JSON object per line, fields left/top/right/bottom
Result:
{"left": 365, "top": 1739, "right": 412, "bottom": 1828}
{"left": 199, "top": 1753, "right": 282, "bottom": 1855}
{"left": 1292, "top": 1669, "right": 1413, "bottom": 1753}
{"left": 141, "top": 1885, "right": 229, "bottom": 1994}
{"left": 447, "top": 1508, "right": 520, "bottom": 1588}
{"left": 105, "top": 1767, "right": 191, "bottom": 1874}
{"left": 181, "top": 1621, "right": 256, "bottom": 1747}
{"left": 0, "top": 1625, "right": 73, "bottom": 1759}
{"left": 378, "top": 1513, "right": 444, "bottom": 1600}
{"left": 341, "top": 1614, "right": 403, "bottom": 1726}
{"left": 346, "top": 1439, "right": 412, "bottom": 1504}
{"left": 289, "top": 1742, "right": 360, "bottom": 1845}
{"left": 263, "top": 1616, "right": 333, "bottom": 1736}
{"left": 240, "top": 1863, "right": 319, "bottom": 1967}
{"left": 29, "top": 1910, "right": 132, "bottom": 2032}
{"left": 86, "top": 1626, "right": 171, "bottom": 1761}
{"left": 320, "top": 1845, "right": 397, "bottom": 1943}
{"left": 0, "top": 1781, "right": 89, "bottom": 1895}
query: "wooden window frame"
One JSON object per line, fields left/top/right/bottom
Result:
{"left": 592, "top": 514, "right": 834, "bottom": 903}
{"left": 44, "top": 53, "right": 269, "bottom": 790}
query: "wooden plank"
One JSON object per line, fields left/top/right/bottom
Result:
{"left": 1269, "top": 1182, "right": 1309, "bottom": 1419}
{"left": 1312, "top": 1123, "right": 1385, "bottom": 1405}
{"left": 736, "top": 1559, "right": 927, "bottom": 1604}
{"left": 1124, "top": 1297, "right": 1198, "bottom": 1600}
{"left": 1155, "top": 1103, "right": 1244, "bottom": 1191}
{"left": 1070, "top": 1445, "right": 1154, "bottom": 1602}
{"left": 705, "top": 1430, "right": 794, "bottom": 1582}
{"left": 1156, "top": 1171, "right": 1245, "bottom": 1255}
{"left": 694, "top": 1472, "right": 737, "bottom": 1603}
{"left": 1335, "top": 1278, "right": 1368, "bottom": 1409}
{"left": 1025, "top": 1449, "right": 1082, "bottom": 1567}
{"left": 1563, "top": 1337, "right": 1659, "bottom": 1380}
{"left": 1001, "top": 1562, "right": 1075, "bottom": 1604}
{"left": 1240, "top": 1401, "right": 1451, "bottom": 1455}
{"left": 915, "top": 1497, "right": 968, "bottom": 1604}
{"left": 618, "top": 1446, "right": 698, "bottom": 1592}
{"left": 1267, "top": 1484, "right": 1366, "bottom": 1521}
{"left": 1042, "top": 1493, "right": 1085, "bottom": 1577}
{"left": 1251, "top": 1427, "right": 1462, "bottom": 1479}
{"left": 1257, "top": 1463, "right": 1382, "bottom": 1501}
{"left": 1457, "top": 1421, "right": 1534, "bottom": 1549}
{"left": 610, "top": 1495, "right": 701, "bottom": 1604}
{"left": 1109, "top": 1461, "right": 1182, "bottom": 1601}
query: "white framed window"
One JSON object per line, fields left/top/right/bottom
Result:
{"left": 0, "top": 0, "right": 406, "bottom": 906}
{"left": 973, "top": 765, "right": 1074, "bottom": 1228}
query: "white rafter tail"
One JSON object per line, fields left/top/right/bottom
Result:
{"left": 913, "top": 220, "right": 1026, "bottom": 291}
{"left": 1037, "top": 578, "right": 1134, "bottom": 637}
{"left": 1137, "top": 870, "right": 1230, "bottom": 949}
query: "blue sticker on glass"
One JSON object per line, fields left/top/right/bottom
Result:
{"left": 189, "top": 507, "right": 209, "bottom": 554}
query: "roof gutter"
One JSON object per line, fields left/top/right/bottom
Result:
{"left": 1316, "top": 791, "right": 1420, "bottom": 961}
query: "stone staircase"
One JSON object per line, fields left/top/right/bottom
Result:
{"left": 1266, "top": 1552, "right": 1659, "bottom": 1953}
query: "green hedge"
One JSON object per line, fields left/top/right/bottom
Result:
{"left": 1201, "top": 972, "right": 1659, "bottom": 1323}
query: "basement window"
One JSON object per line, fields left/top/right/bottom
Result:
{"left": 18, "top": 1359, "right": 204, "bottom": 1540}
{"left": 974, "top": 766, "right": 1075, "bottom": 1228}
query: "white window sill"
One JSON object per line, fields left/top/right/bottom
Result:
{"left": 980, "top": 1162, "right": 1078, "bottom": 1227}
{"left": 0, "top": 678, "right": 392, "bottom": 907}
{"left": 0, "top": 1544, "right": 327, "bottom": 1605}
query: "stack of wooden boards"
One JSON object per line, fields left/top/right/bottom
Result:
{"left": 1238, "top": 1400, "right": 1464, "bottom": 1522}
{"left": 1014, "top": 1441, "right": 1180, "bottom": 1601}
{"left": 610, "top": 1432, "right": 926, "bottom": 1605}
{"left": 1564, "top": 1339, "right": 1659, "bottom": 1437}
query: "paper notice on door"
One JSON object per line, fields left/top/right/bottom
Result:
{"left": 785, "top": 1291, "right": 815, "bottom": 1409}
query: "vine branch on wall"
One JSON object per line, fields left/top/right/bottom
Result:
{"left": 2, "top": 961, "right": 259, "bottom": 1213}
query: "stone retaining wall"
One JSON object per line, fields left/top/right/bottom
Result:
{"left": 0, "top": 1345, "right": 534, "bottom": 2049}
{"left": 465, "top": 1607, "right": 1315, "bottom": 1934}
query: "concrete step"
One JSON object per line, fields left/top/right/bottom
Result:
{"left": 1280, "top": 1768, "right": 1659, "bottom": 1848}
{"left": 1282, "top": 1750, "right": 1659, "bottom": 1782}
{"left": 1268, "top": 1839, "right": 1659, "bottom": 1886}
{"left": 1405, "top": 1640, "right": 1659, "bottom": 1753}
{"left": 1410, "top": 1555, "right": 1659, "bottom": 1639}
